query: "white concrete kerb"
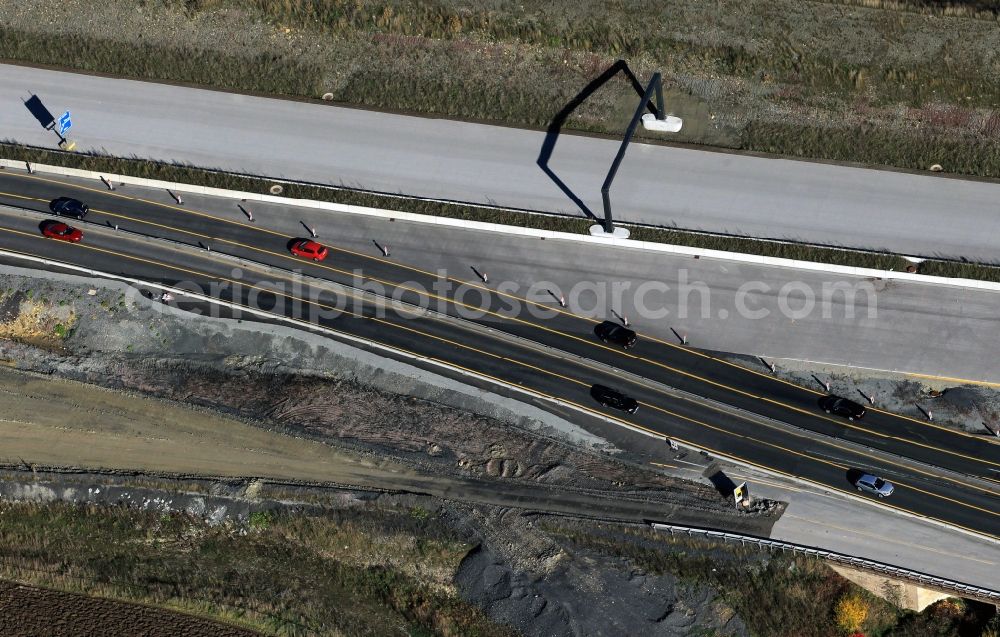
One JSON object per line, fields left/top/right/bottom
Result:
{"left": 6, "top": 158, "right": 1000, "bottom": 294}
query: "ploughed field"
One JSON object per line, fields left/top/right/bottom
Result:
{"left": 0, "top": 580, "right": 260, "bottom": 637}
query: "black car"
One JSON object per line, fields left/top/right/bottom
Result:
{"left": 49, "top": 197, "right": 89, "bottom": 219}
{"left": 819, "top": 395, "right": 866, "bottom": 421}
{"left": 594, "top": 320, "right": 637, "bottom": 349}
{"left": 590, "top": 384, "right": 639, "bottom": 414}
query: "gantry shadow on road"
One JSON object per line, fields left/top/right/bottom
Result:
{"left": 536, "top": 59, "right": 659, "bottom": 220}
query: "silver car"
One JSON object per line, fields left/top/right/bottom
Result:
{"left": 854, "top": 473, "right": 894, "bottom": 498}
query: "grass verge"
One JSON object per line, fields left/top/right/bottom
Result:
{"left": 6, "top": 0, "right": 1000, "bottom": 184}
{"left": 0, "top": 500, "right": 511, "bottom": 637}
{"left": 6, "top": 142, "right": 1000, "bottom": 281}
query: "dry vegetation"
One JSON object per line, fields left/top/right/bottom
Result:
{"left": 0, "top": 501, "right": 509, "bottom": 637}
{"left": 1, "top": 498, "right": 992, "bottom": 637}
{"left": 5, "top": 0, "right": 1000, "bottom": 276}
{"left": 0, "top": 287, "right": 76, "bottom": 349}
{"left": 551, "top": 523, "right": 998, "bottom": 637}
{"left": 3, "top": 0, "right": 1000, "bottom": 177}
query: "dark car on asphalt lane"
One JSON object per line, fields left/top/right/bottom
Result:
{"left": 590, "top": 384, "right": 639, "bottom": 414}
{"left": 40, "top": 220, "right": 83, "bottom": 243}
{"left": 289, "top": 239, "right": 329, "bottom": 261}
{"left": 819, "top": 395, "right": 866, "bottom": 421}
{"left": 49, "top": 197, "right": 89, "bottom": 219}
{"left": 594, "top": 320, "right": 637, "bottom": 349}
{"left": 853, "top": 473, "right": 894, "bottom": 498}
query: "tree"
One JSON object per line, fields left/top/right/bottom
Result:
{"left": 835, "top": 593, "right": 869, "bottom": 634}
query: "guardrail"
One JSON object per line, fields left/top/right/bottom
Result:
{"left": 651, "top": 522, "right": 1000, "bottom": 603}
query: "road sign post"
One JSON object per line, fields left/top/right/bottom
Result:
{"left": 23, "top": 96, "right": 75, "bottom": 150}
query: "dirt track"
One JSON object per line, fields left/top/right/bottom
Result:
{"left": 0, "top": 364, "right": 774, "bottom": 530}
{"left": 0, "top": 365, "right": 418, "bottom": 484}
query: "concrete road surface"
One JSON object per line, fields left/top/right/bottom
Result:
{"left": 4, "top": 63, "right": 1000, "bottom": 261}
{"left": 720, "top": 464, "right": 1000, "bottom": 592}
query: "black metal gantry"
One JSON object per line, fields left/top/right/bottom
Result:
{"left": 600, "top": 72, "right": 666, "bottom": 234}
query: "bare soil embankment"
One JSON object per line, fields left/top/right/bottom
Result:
{"left": 0, "top": 266, "right": 777, "bottom": 635}
{"left": 0, "top": 266, "right": 779, "bottom": 532}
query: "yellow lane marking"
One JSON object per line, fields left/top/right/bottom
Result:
{"left": 499, "top": 382, "right": 1000, "bottom": 517}
{"left": 905, "top": 370, "right": 1000, "bottom": 390}
{"left": 649, "top": 462, "right": 679, "bottom": 469}
{"left": 11, "top": 228, "right": 1000, "bottom": 518}
{"left": 658, "top": 433, "right": 1000, "bottom": 542}
{"left": 2, "top": 175, "right": 998, "bottom": 469}
{"left": 2, "top": 173, "right": 995, "bottom": 446}
{"left": 3, "top": 212, "right": 999, "bottom": 496}
{"left": 633, "top": 352, "right": 1000, "bottom": 471}
{"left": 92, "top": 208, "right": 1000, "bottom": 471}
{"left": 0, "top": 181, "right": 932, "bottom": 397}
{"left": 728, "top": 475, "right": 811, "bottom": 494}
{"left": 0, "top": 191, "right": 39, "bottom": 201}
{"left": 5, "top": 176, "right": 990, "bottom": 446}
{"left": 1, "top": 233, "right": 998, "bottom": 542}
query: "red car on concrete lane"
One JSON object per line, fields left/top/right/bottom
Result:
{"left": 40, "top": 220, "right": 83, "bottom": 243}
{"left": 289, "top": 239, "right": 328, "bottom": 261}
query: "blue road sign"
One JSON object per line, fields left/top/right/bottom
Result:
{"left": 58, "top": 111, "right": 72, "bottom": 135}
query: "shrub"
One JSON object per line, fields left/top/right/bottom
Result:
{"left": 835, "top": 593, "right": 869, "bottom": 633}
{"left": 247, "top": 510, "right": 272, "bottom": 530}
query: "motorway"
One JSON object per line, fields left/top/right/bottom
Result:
{"left": 5, "top": 63, "right": 1000, "bottom": 261}
{"left": 7, "top": 172, "right": 1000, "bottom": 386}
{"left": 0, "top": 173, "right": 997, "bottom": 541}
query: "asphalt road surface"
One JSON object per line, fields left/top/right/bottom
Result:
{"left": 6, "top": 169, "right": 1000, "bottom": 384}
{"left": 2, "top": 169, "right": 999, "bottom": 481}
{"left": 0, "top": 201, "right": 996, "bottom": 541}
{"left": 4, "top": 63, "right": 1000, "bottom": 261}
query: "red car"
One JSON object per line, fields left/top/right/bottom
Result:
{"left": 41, "top": 220, "right": 83, "bottom": 243}
{"left": 290, "top": 239, "right": 328, "bottom": 261}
